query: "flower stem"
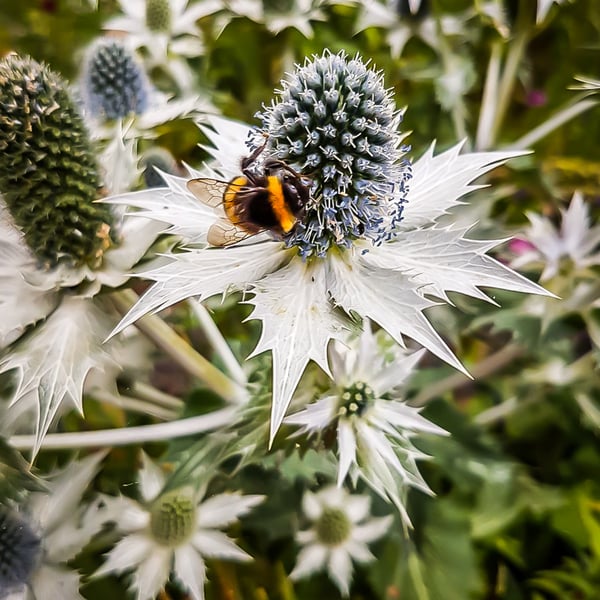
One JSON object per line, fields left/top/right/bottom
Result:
{"left": 188, "top": 300, "right": 247, "bottom": 386}
{"left": 89, "top": 387, "right": 178, "bottom": 420}
{"left": 410, "top": 344, "right": 525, "bottom": 407}
{"left": 9, "top": 408, "right": 237, "bottom": 450}
{"left": 130, "top": 381, "right": 184, "bottom": 410}
{"left": 111, "top": 289, "right": 246, "bottom": 403}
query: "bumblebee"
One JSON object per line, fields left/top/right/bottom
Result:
{"left": 187, "top": 143, "right": 311, "bottom": 247}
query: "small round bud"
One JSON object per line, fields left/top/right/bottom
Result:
{"left": 145, "top": 0, "right": 172, "bottom": 32}
{"left": 315, "top": 507, "right": 352, "bottom": 546}
{"left": 150, "top": 489, "right": 196, "bottom": 547}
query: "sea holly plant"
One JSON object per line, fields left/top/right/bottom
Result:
{"left": 110, "top": 50, "right": 551, "bottom": 445}
{"left": 0, "top": 54, "right": 161, "bottom": 454}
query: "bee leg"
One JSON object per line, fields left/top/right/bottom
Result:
{"left": 241, "top": 136, "right": 269, "bottom": 171}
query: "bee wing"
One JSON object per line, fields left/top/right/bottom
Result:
{"left": 207, "top": 218, "right": 255, "bottom": 247}
{"left": 187, "top": 178, "right": 228, "bottom": 208}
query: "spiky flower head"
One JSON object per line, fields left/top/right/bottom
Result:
{"left": 0, "top": 507, "right": 41, "bottom": 593}
{"left": 257, "top": 50, "right": 409, "bottom": 258}
{"left": 81, "top": 38, "right": 151, "bottom": 121}
{"left": 0, "top": 54, "right": 113, "bottom": 268}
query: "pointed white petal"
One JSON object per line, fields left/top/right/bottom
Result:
{"left": 196, "top": 493, "right": 264, "bottom": 528}
{"left": 192, "top": 530, "right": 251, "bottom": 561}
{"left": 32, "top": 451, "right": 106, "bottom": 538}
{"left": 139, "top": 452, "right": 167, "bottom": 501}
{"left": 327, "top": 547, "right": 353, "bottom": 596}
{"left": 403, "top": 144, "right": 527, "bottom": 228}
{"left": 130, "top": 545, "right": 172, "bottom": 600}
{"left": 353, "top": 515, "right": 394, "bottom": 544}
{"left": 344, "top": 539, "right": 375, "bottom": 564}
{"left": 286, "top": 395, "right": 338, "bottom": 432}
{"left": 1, "top": 297, "right": 114, "bottom": 456}
{"left": 371, "top": 349, "right": 425, "bottom": 396}
{"left": 366, "top": 226, "right": 551, "bottom": 303}
{"left": 174, "top": 545, "right": 207, "bottom": 600}
{"left": 372, "top": 401, "right": 447, "bottom": 436}
{"left": 112, "top": 242, "right": 291, "bottom": 336}
{"left": 344, "top": 494, "right": 370, "bottom": 524}
{"left": 337, "top": 420, "right": 357, "bottom": 486}
{"left": 328, "top": 253, "right": 467, "bottom": 375}
{"left": 247, "top": 257, "right": 348, "bottom": 444}
{"left": 302, "top": 490, "right": 323, "bottom": 522}
{"left": 290, "top": 544, "right": 328, "bottom": 580}
{"left": 94, "top": 533, "right": 155, "bottom": 577}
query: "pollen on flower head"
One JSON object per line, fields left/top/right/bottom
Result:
{"left": 145, "top": 0, "right": 172, "bottom": 32}
{"left": 0, "top": 54, "right": 114, "bottom": 268}
{"left": 338, "top": 381, "right": 375, "bottom": 418}
{"left": 149, "top": 488, "right": 197, "bottom": 547}
{"left": 81, "top": 39, "right": 151, "bottom": 121}
{"left": 0, "top": 507, "right": 41, "bottom": 592}
{"left": 315, "top": 507, "right": 352, "bottom": 546}
{"left": 256, "top": 50, "right": 410, "bottom": 259}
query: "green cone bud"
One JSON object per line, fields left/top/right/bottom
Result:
{"left": 315, "top": 507, "right": 351, "bottom": 546}
{"left": 150, "top": 489, "right": 196, "bottom": 547}
{"left": 145, "top": 0, "right": 172, "bottom": 32}
{"left": 0, "top": 55, "right": 113, "bottom": 268}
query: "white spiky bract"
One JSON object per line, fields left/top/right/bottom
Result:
{"left": 109, "top": 113, "right": 549, "bottom": 446}
{"left": 95, "top": 454, "right": 264, "bottom": 600}
{"left": 3, "top": 453, "right": 108, "bottom": 600}
{"left": 287, "top": 323, "right": 446, "bottom": 523}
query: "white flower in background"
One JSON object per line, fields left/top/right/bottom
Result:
{"left": 1, "top": 453, "right": 107, "bottom": 600}
{"left": 215, "top": 0, "right": 327, "bottom": 38}
{"left": 109, "top": 51, "right": 549, "bottom": 445}
{"left": 290, "top": 486, "right": 392, "bottom": 596}
{"left": 287, "top": 322, "right": 445, "bottom": 523}
{"left": 511, "top": 192, "right": 600, "bottom": 281}
{"left": 104, "top": 0, "right": 209, "bottom": 91}
{"left": 355, "top": 0, "right": 465, "bottom": 58}
{"left": 95, "top": 454, "right": 264, "bottom": 600}
{"left": 0, "top": 55, "right": 161, "bottom": 454}
{"left": 78, "top": 37, "right": 212, "bottom": 193}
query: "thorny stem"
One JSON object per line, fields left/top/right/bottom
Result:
{"left": 189, "top": 300, "right": 247, "bottom": 386}
{"left": 112, "top": 290, "right": 247, "bottom": 403}
{"left": 409, "top": 344, "right": 525, "bottom": 407}
{"left": 9, "top": 408, "right": 237, "bottom": 450}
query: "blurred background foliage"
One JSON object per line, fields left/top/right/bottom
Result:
{"left": 2, "top": 0, "right": 600, "bottom": 598}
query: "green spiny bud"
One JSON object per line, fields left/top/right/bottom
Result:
{"left": 315, "top": 507, "right": 351, "bottom": 546}
{"left": 150, "top": 488, "right": 196, "bottom": 547}
{"left": 0, "top": 55, "right": 114, "bottom": 268}
{"left": 145, "top": 0, "right": 172, "bottom": 32}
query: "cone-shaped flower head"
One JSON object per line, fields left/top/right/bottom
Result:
{"left": 0, "top": 507, "right": 41, "bottom": 593}
{"left": 81, "top": 39, "right": 151, "bottom": 121}
{"left": 145, "top": 0, "right": 172, "bottom": 32}
{"left": 258, "top": 50, "right": 409, "bottom": 258}
{"left": 0, "top": 54, "right": 113, "bottom": 268}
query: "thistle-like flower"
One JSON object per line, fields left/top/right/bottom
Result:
{"left": 511, "top": 192, "right": 600, "bottom": 281}
{"left": 104, "top": 0, "right": 209, "bottom": 91}
{"left": 355, "top": 0, "right": 464, "bottom": 58}
{"left": 110, "top": 50, "right": 549, "bottom": 444}
{"left": 290, "top": 486, "right": 392, "bottom": 596}
{"left": 287, "top": 322, "right": 445, "bottom": 522}
{"left": 81, "top": 38, "right": 151, "bottom": 121}
{"left": 0, "top": 55, "right": 160, "bottom": 453}
{"left": 95, "top": 454, "right": 264, "bottom": 600}
{"left": 0, "top": 453, "right": 108, "bottom": 600}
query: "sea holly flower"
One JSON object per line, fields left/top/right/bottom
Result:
{"left": 104, "top": 0, "right": 209, "bottom": 91}
{"left": 95, "top": 454, "right": 264, "bottom": 600}
{"left": 355, "top": 0, "right": 465, "bottom": 59}
{"left": 1, "top": 453, "right": 108, "bottom": 600}
{"left": 286, "top": 322, "right": 445, "bottom": 523}
{"left": 109, "top": 50, "right": 549, "bottom": 445}
{"left": 511, "top": 192, "right": 600, "bottom": 282}
{"left": 290, "top": 486, "right": 392, "bottom": 596}
{"left": 0, "top": 55, "right": 161, "bottom": 454}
